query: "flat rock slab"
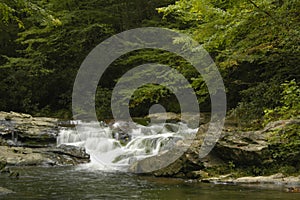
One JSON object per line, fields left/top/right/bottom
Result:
{"left": 0, "top": 111, "right": 59, "bottom": 147}
{"left": 0, "top": 146, "right": 52, "bottom": 166}
{"left": 0, "top": 145, "right": 90, "bottom": 166}
{"left": 201, "top": 173, "right": 300, "bottom": 185}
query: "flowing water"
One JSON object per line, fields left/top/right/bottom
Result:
{"left": 57, "top": 121, "right": 197, "bottom": 172}
{"left": 0, "top": 166, "right": 299, "bottom": 199}
{"left": 1, "top": 121, "right": 299, "bottom": 199}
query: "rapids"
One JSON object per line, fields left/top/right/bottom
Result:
{"left": 57, "top": 121, "right": 198, "bottom": 171}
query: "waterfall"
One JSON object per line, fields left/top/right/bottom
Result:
{"left": 57, "top": 121, "right": 197, "bottom": 171}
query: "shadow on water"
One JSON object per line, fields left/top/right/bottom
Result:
{"left": 0, "top": 166, "right": 299, "bottom": 199}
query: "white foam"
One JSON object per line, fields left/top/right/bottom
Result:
{"left": 57, "top": 121, "right": 197, "bottom": 171}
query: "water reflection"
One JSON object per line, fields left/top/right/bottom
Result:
{"left": 0, "top": 166, "right": 299, "bottom": 199}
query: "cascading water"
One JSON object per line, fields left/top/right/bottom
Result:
{"left": 57, "top": 121, "right": 198, "bottom": 171}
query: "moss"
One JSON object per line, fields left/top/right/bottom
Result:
{"left": 203, "top": 156, "right": 300, "bottom": 178}
{"left": 267, "top": 123, "right": 300, "bottom": 167}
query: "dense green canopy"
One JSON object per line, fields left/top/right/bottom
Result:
{"left": 0, "top": 0, "right": 299, "bottom": 126}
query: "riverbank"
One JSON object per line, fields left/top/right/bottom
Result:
{"left": 131, "top": 113, "right": 300, "bottom": 187}
{"left": 2, "top": 166, "right": 299, "bottom": 199}
{"left": 0, "top": 111, "right": 299, "bottom": 189}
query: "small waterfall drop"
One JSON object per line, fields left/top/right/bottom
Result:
{"left": 57, "top": 121, "right": 197, "bottom": 171}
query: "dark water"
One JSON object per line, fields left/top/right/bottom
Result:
{"left": 0, "top": 166, "right": 299, "bottom": 199}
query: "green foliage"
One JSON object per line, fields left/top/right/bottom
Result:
{"left": 0, "top": 0, "right": 61, "bottom": 28}
{"left": 95, "top": 87, "right": 113, "bottom": 120}
{"left": 264, "top": 80, "right": 300, "bottom": 123}
{"left": 229, "top": 81, "right": 281, "bottom": 128}
{"left": 101, "top": 48, "right": 209, "bottom": 116}
{"left": 1, "top": 0, "right": 173, "bottom": 118}
{"left": 228, "top": 161, "right": 235, "bottom": 172}
{"left": 268, "top": 123, "right": 300, "bottom": 166}
{"left": 0, "top": 0, "right": 26, "bottom": 28}
{"left": 0, "top": 0, "right": 299, "bottom": 123}
{"left": 159, "top": 0, "right": 300, "bottom": 117}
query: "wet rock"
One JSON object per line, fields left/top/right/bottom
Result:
{"left": 0, "top": 111, "right": 58, "bottom": 147}
{"left": 52, "top": 144, "right": 90, "bottom": 160}
{"left": 42, "top": 145, "right": 90, "bottom": 166}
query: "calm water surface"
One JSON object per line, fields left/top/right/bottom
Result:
{"left": 0, "top": 166, "right": 299, "bottom": 199}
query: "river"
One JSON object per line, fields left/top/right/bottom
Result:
{"left": 0, "top": 166, "right": 299, "bottom": 199}
{"left": 1, "top": 121, "right": 299, "bottom": 199}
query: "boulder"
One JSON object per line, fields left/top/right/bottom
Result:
{"left": 50, "top": 144, "right": 90, "bottom": 163}
{"left": 129, "top": 142, "right": 203, "bottom": 177}
{"left": 212, "top": 130, "right": 269, "bottom": 166}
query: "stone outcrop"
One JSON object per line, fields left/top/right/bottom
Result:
{"left": 0, "top": 111, "right": 58, "bottom": 147}
{"left": 0, "top": 111, "right": 299, "bottom": 186}
{"left": 130, "top": 117, "right": 300, "bottom": 182}
{"left": 0, "top": 145, "right": 89, "bottom": 166}
{"left": 0, "top": 111, "right": 90, "bottom": 167}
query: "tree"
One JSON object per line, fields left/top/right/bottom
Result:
{"left": 159, "top": 0, "right": 300, "bottom": 125}
{"left": 0, "top": 0, "right": 176, "bottom": 118}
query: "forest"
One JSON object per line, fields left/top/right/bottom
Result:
{"left": 1, "top": 1, "right": 300, "bottom": 197}
{"left": 0, "top": 0, "right": 299, "bottom": 129}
